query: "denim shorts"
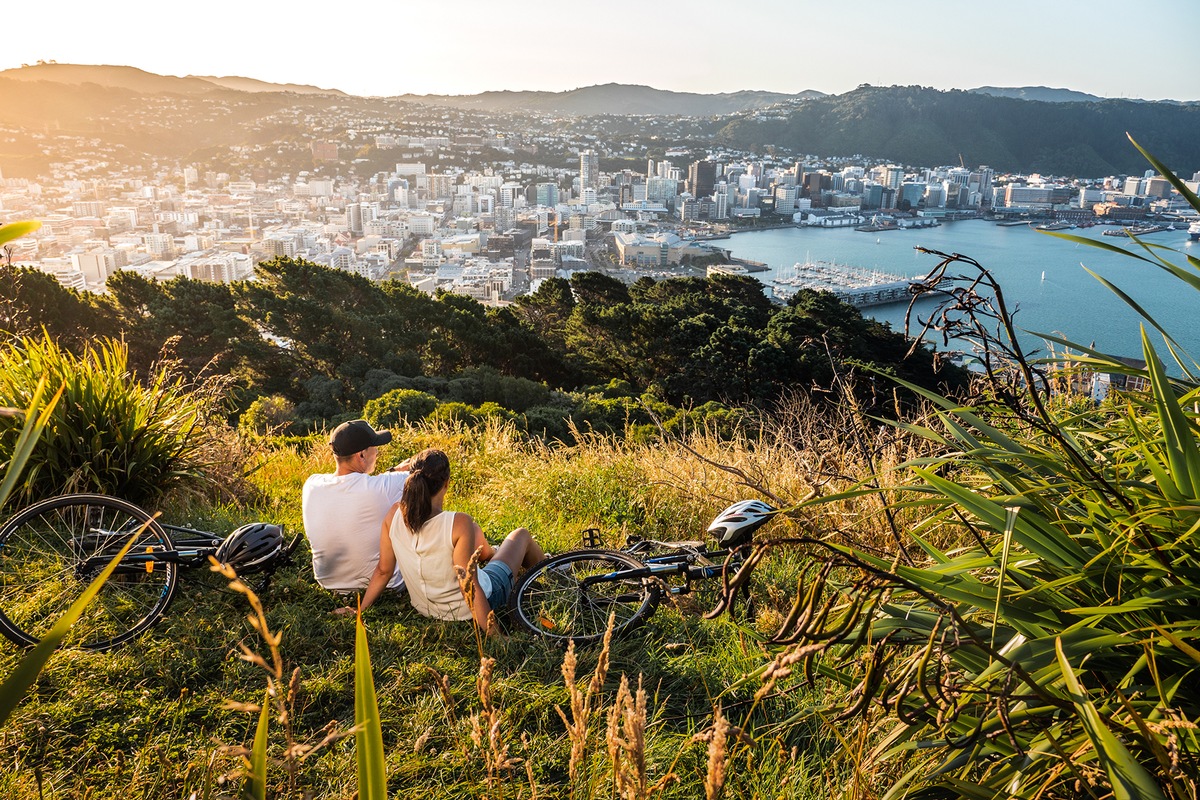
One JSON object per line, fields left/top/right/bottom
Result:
{"left": 477, "top": 560, "right": 514, "bottom": 610}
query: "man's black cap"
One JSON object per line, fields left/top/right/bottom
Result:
{"left": 330, "top": 419, "right": 392, "bottom": 456}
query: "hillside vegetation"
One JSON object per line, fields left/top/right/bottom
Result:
{"left": 0, "top": 262, "right": 965, "bottom": 435}
{"left": 718, "top": 85, "right": 1200, "bottom": 175}
{"left": 0, "top": 410, "right": 911, "bottom": 799}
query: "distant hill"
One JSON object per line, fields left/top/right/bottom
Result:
{"left": 969, "top": 86, "right": 1106, "bottom": 103}
{"left": 399, "top": 83, "right": 825, "bottom": 116}
{"left": 0, "top": 63, "right": 223, "bottom": 95}
{"left": 190, "top": 75, "right": 346, "bottom": 96}
{"left": 718, "top": 85, "right": 1200, "bottom": 176}
{"left": 0, "top": 63, "right": 346, "bottom": 97}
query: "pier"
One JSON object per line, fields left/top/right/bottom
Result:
{"left": 835, "top": 278, "right": 943, "bottom": 308}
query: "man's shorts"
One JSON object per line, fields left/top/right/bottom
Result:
{"left": 477, "top": 561, "right": 514, "bottom": 611}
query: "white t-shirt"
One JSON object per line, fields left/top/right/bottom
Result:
{"left": 302, "top": 470, "right": 408, "bottom": 592}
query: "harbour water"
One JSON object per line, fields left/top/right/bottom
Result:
{"left": 722, "top": 220, "right": 1200, "bottom": 363}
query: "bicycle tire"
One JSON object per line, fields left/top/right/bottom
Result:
{"left": 508, "top": 550, "right": 659, "bottom": 646}
{"left": 0, "top": 493, "right": 178, "bottom": 651}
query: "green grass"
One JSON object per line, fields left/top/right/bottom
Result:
{"left": 1, "top": 418, "right": 863, "bottom": 798}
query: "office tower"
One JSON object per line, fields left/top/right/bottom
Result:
{"left": 688, "top": 160, "right": 717, "bottom": 199}
{"left": 883, "top": 165, "right": 904, "bottom": 190}
{"left": 536, "top": 182, "right": 559, "bottom": 206}
{"left": 580, "top": 149, "right": 599, "bottom": 191}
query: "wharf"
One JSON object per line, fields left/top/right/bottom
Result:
{"left": 708, "top": 259, "right": 770, "bottom": 276}
{"left": 835, "top": 278, "right": 947, "bottom": 308}
{"left": 1102, "top": 224, "right": 1171, "bottom": 237}
{"left": 771, "top": 261, "right": 943, "bottom": 308}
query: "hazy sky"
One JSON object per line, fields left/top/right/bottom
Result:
{"left": 5, "top": 0, "right": 1199, "bottom": 100}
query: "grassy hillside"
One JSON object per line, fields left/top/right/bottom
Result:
{"left": 1, "top": 411, "right": 916, "bottom": 798}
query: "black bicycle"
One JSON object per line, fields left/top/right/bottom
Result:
{"left": 508, "top": 500, "right": 776, "bottom": 645}
{"left": 0, "top": 493, "right": 293, "bottom": 651}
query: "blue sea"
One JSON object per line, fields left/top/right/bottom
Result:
{"left": 721, "top": 221, "right": 1200, "bottom": 364}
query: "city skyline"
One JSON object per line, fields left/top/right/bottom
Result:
{"left": 4, "top": 0, "right": 1199, "bottom": 102}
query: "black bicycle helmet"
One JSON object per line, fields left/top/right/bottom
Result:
{"left": 215, "top": 523, "right": 284, "bottom": 571}
{"left": 706, "top": 500, "right": 776, "bottom": 547}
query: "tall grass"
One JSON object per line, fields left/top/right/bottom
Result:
{"left": 0, "top": 336, "right": 216, "bottom": 505}
{"left": 2, "top": 381, "right": 912, "bottom": 797}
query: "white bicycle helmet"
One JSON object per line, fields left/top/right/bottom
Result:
{"left": 706, "top": 500, "right": 776, "bottom": 547}
{"left": 215, "top": 523, "right": 284, "bottom": 571}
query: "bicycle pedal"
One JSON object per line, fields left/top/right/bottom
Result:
{"left": 580, "top": 528, "right": 604, "bottom": 548}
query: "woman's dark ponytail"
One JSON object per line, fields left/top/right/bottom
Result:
{"left": 400, "top": 449, "right": 450, "bottom": 533}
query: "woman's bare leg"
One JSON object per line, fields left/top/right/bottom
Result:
{"left": 492, "top": 527, "right": 544, "bottom": 574}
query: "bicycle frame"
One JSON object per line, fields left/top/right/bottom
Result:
{"left": 75, "top": 523, "right": 227, "bottom": 575}
{"left": 583, "top": 538, "right": 745, "bottom": 597}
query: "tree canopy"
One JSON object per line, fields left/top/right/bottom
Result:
{"left": 0, "top": 258, "right": 965, "bottom": 426}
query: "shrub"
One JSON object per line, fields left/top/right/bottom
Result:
{"left": 445, "top": 366, "right": 553, "bottom": 412}
{"left": 0, "top": 336, "right": 214, "bottom": 505}
{"left": 427, "top": 400, "right": 520, "bottom": 428}
{"left": 363, "top": 388, "right": 440, "bottom": 428}
{"left": 238, "top": 395, "right": 296, "bottom": 437}
{"left": 522, "top": 404, "right": 574, "bottom": 442}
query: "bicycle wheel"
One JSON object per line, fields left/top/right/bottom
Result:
{"left": 508, "top": 550, "right": 659, "bottom": 646}
{"left": 0, "top": 494, "right": 178, "bottom": 651}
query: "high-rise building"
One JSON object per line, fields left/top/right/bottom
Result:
{"left": 500, "top": 182, "right": 523, "bottom": 208}
{"left": 688, "top": 160, "right": 717, "bottom": 199}
{"left": 774, "top": 185, "right": 799, "bottom": 214}
{"left": 647, "top": 177, "right": 678, "bottom": 205}
{"left": 898, "top": 183, "right": 927, "bottom": 210}
{"left": 883, "top": 165, "right": 905, "bottom": 190}
{"left": 143, "top": 232, "right": 175, "bottom": 259}
{"left": 536, "top": 182, "right": 559, "bottom": 206}
{"left": 580, "top": 149, "right": 599, "bottom": 191}
{"left": 70, "top": 252, "right": 116, "bottom": 288}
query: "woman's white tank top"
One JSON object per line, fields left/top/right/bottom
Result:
{"left": 389, "top": 510, "right": 473, "bottom": 621}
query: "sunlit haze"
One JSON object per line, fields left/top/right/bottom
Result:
{"left": 5, "top": 0, "right": 1199, "bottom": 100}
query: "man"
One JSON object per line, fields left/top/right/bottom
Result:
{"left": 302, "top": 419, "right": 410, "bottom": 593}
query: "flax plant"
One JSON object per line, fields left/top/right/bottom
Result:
{"left": 731, "top": 140, "right": 1200, "bottom": 800}
{"left": 0, "top": 336, "right": 213, "bottom": 505}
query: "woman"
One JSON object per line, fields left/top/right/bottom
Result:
{"left": 355, "top": 448, "right": 544, "bottom": 635}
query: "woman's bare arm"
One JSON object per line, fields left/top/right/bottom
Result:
{"left": 452, "top": 512, "right": 497, "bottom": 635}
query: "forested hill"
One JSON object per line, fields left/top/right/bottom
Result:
{"left": 717, "top": 85, "right": 1200, "bottom": 175}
